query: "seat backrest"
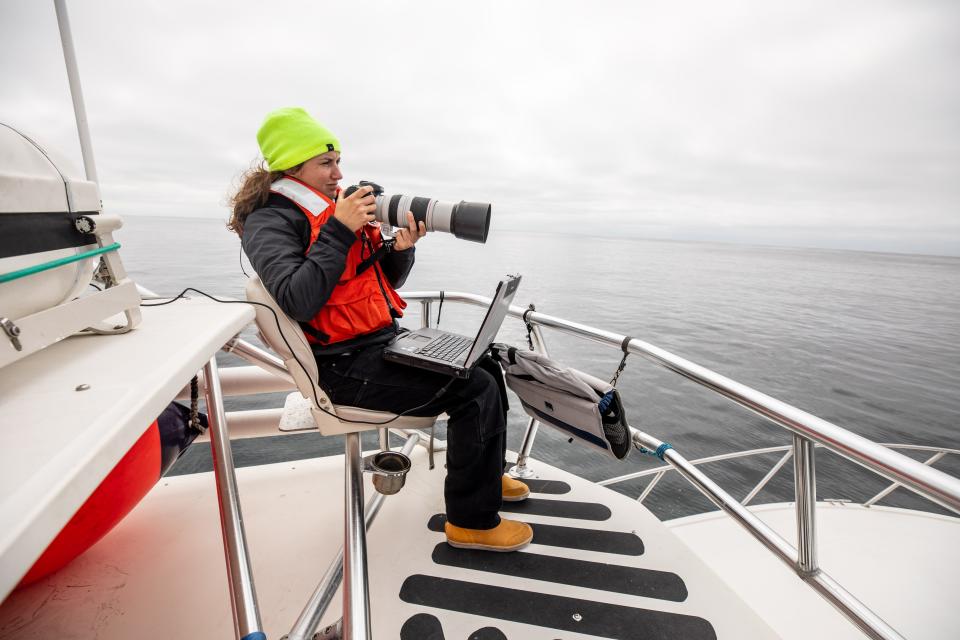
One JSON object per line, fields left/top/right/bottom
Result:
{"left": 245, "top": 275, "right": 438, "bottom": 436}
{"left": 244, "top": 275, "right": 330, "bottom": 410}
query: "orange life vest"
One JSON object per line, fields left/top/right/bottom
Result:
{"left": 270, "top": 176, "right": 406, "bottom": 345}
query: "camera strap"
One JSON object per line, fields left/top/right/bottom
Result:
{"left": 353, "top": 234, "right": 393, "bottom": 278}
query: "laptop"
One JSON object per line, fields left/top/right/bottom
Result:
{"left": 383, "top": 275, "right": 521, "bottom": 378}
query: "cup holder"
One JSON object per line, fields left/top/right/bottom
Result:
{"left": 363, "top": 450, "right": 412, "bottom": 495}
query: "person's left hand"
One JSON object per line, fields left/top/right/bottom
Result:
{"left": 393, "top": 211, "right": 427, "bottom": 251}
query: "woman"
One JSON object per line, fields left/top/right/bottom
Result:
{"left": 228, "top": 107, "right": 532, "bottom": 552}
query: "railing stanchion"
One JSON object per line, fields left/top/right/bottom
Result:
{"left": 287, "top": 435, "right": 420, "bottom": 640}
{"left": 420, "top": 300, "right": 433, "bottom": 329}
{"left": 202, "top": 357, "right": 264, "bottom": 640}
{"left": 342, "top": 432, "right": 372, "bottom": 640}
{"left": 512, "top": 324, "right": 549, "bottom": 478}
{"left": 630, "top": 428, "right": 904, "bottom": 640}
{"left": 793, "top": 434, "right": 818, "bottom": 575}
{"left": 511, "top": 417, "right": 539, "bottom": 479}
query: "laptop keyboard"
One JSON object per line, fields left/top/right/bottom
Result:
{"left": 416, "top": 333, "right": 471, "bottom": 363}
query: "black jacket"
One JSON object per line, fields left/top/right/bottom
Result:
{"left": 242, "top": 192, "right": 416, "bottom": 355}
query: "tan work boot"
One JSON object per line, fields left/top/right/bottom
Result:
{"left": 445, "top": 518, "right": 533, "bottom": 552}
{"left": 502, "top": 474, "right": 530, "bottom": 502}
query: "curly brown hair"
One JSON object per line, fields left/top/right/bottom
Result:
{"left": 227, "top": 160, "right": 303, "bottom": 235}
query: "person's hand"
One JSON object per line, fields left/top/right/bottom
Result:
{"left": 393, "top": 211, "right": 427, "bottom": 251}
{"left": 333, "top": 186, "right": 376, "bottom": 232}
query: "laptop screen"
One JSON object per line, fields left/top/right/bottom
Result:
{"left": 464, "top": 275, "right": 522, "bottom": 367}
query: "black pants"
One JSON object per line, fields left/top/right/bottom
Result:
{"left": 316, "top": 344, "right": 509, "bottom": 530}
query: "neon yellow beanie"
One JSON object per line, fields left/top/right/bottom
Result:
{"left": 256, "top": 107, "right": 341, "bottom": 171}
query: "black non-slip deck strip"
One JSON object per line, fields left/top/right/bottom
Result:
{"left": 432, "top": 544, "right": 685, "bottom": 601}
{"left": 519, "top": 478, "right": 571, "bottom": 494}
{"left": 428, "top": 514, "right": 644, "bottom": 556}
{"left": 498, "top": 497, "right": 611, "bottom": 521}
{"left": 400, "top": 575, "right": 717, "bottom": 640}
{"left": 469, "top": 628, "right": 508, "bottom": 639}
{"left": 400, "top": 612, "right": 446, "bottom": 639}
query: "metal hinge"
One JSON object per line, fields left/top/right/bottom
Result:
{"left": 1, "top": 318, "right": 23, "bottom": 351}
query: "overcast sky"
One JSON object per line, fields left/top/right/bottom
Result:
{"left": 2, "top": 0, "right": 959, "bottom": 255}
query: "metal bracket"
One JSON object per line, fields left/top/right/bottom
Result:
{"left": 93, "top": 256, "right": 112, "bottom": 286}
{"left": 1, "top": 318, "right": 22, "bottom": 351}
{"left": 312, "top": 619, "right": 342, "bottom": 640}
{"left": 74, "top": 215, "right": 96, "bottom": 234}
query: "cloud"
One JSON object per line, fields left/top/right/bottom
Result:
{"left": 2, "top": 0, "right": 958, "bottom": 254}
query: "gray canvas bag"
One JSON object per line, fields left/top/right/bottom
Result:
{"left": 490, "top": 344, "right": 631, "bottom": 460}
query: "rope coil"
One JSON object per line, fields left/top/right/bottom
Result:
{"left": 638, "top": 442, "right": 673, "bottom": 461}
{"left": 189, "top": 375, "right": 204, "bottom": 433}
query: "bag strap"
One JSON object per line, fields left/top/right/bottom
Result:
{"left": 609, "top": 335, "right": 634, "bottom": 388}
{"left": 522, "top": 303, "right": 537, "bottom": 351}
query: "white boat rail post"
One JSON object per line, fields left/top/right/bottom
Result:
{"left": 629, "top": 428, "right": 905, "bottom": 640}
{"left": 793, "top": 434, "right": 818, "bottom": 575}
{"left": 342, "top": 432, "right": 372, "bottom": 640}
{"left": 600, "top": 443, "right": 958, "bottom": 508}
{"left": 864, "top": 448, "right": 951, "bottom": 508}
{"left": 202, "top": 357, "right": 265, "bottom": 640}
{"left": 742, "top": 448, "right": 794, "bottom": 506}
{"left": 512, "top": 318, "right": 549, "bottom": 479}
{"left": 598, "top": 445, "right": 794, "bottom": 494}
{"left": 286, "top": 434, "right": 421, "bottom": 640}
{"left": 53, "top": 0, "right": 98, "bottom": 184}
{"left": 53, "top": 1, "right": 142, "bottom": 332}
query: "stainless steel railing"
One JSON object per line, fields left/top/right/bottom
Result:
{"left": 221, "top": 289, "right": 958, "bottom": 640}
{"left": 201, "top": 357, "right": 264, "bottom": 640}
{"left": 400, "top": 290, "right": 960, "bottom": 640}
{"left": 627, "top": 428, "right": 904, "bottom": 640}
{"left": 403, "top": 290, "right": 960, "bottom": 513}
{"left": 600, "top": 443, "right": 960, "bottom": 511}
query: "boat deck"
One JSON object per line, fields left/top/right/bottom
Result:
{"left": 670, "top": 502, "right": 960, "bottom": 640}
{"left": 0, "top": 443, "right": 778, "bottom": 639}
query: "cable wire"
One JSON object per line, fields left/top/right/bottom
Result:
{"left": 142, "top": 287, "right": 455, "bottom": 425}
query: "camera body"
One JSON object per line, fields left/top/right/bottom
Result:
{"left": 343, "top": 180, "right": 491, "bottom": 244}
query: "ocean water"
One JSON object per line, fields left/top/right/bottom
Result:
{"left": 119, "top": 215, "right": 960, "bottom": 519}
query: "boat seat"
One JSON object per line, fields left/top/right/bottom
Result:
{"left": 245, "top": 276, "right": 437, "bottom": 436}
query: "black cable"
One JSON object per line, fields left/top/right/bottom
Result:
{"left": 142, "top": 287, "right": 456, "bottom": 425}
{"left": 436, "top": 290, "right": 444, "bottom": 326}
{"left": 238, "top": 243, "right": 250, "bottom": 278}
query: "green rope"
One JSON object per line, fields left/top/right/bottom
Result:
{"left": 0, "top": 242, "right": 121, "bottom": 283}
